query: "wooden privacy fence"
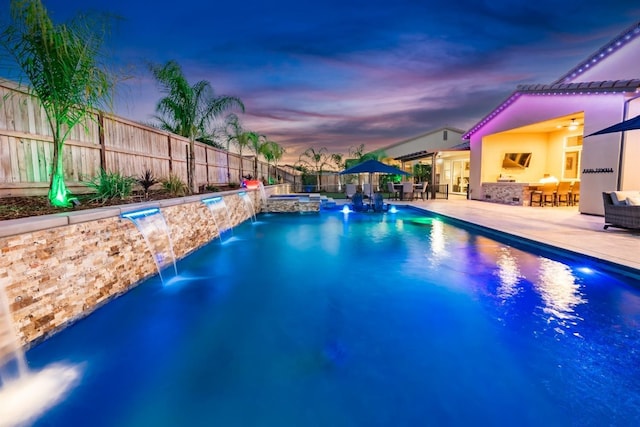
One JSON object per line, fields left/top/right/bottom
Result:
{"left": 0, "top": 79, "right": 291, "bottom": 197}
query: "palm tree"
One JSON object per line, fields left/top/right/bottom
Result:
{"left": 0, "top": 0, "right": 116, "bottom": 207}
{"left": 225, "top": 115, "right": 258, "bottom": 182}
{"left": 262, "top": 140, "right": 285, "bottom": 184}
{"left": 150, "top": 60, "right": 244, "bottom": 193}
{"left": 249, "top": 133, "right": 266, "bottom": 179}
{"left": 331, "top": 153, "right": 345, "bottom": 191}
{"left": 297, "top": 147, "right": 333, "bottom": 191}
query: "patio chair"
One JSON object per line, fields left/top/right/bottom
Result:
{"left": 363, "top": 183, "right": 372, "bottom": 199}
{"left": 386, "top": 182, "right": 398, "bottom": 200}
{"left": 402, "top": 182, "right": 414, "bottom": 201}
{"left": 569, "top": 181, "right": 580, "bottom": 205}
{"left": 530, "top": 183, "right": 557, "bottom": 207}
{"left": 417, "top": 182, "right": 428, "bottom": 200}
{"left": 372, "top": 192, "right": 388, "bottom": 212}
{"left": 351, "top": 192, "right": 368, "bottom": 212}
{"left": 555, "top": 181, "right": 573, "bottom": 206}
{"left": 345, "top": 184, "right": 357, "bottom": 199}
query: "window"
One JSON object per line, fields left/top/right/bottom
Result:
{"left": 566, "top": 135, "right": 583, "bottom": 147}
{"left": 563, "top": 136, "right": 582, "bottom": 180}
{"left": 443, "top": 130, "right": 448, "bottom": 141}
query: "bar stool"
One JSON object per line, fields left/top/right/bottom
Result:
{"left": 531, "top": 183, "right": 557, "bottom": 206}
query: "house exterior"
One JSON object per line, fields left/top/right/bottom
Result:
{"left": 368, "top": 127, "right": 470, "bottom": 195}
{"left": 464, "top": 21, "right": 640, "bottom": 215}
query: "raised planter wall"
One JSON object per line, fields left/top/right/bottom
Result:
{"left": 0, "top": 184, "right": 290, "bottom": 351}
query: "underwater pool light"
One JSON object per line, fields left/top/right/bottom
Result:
{"left": 388, "top": 206, "right": 398, "bottom": 213}
{"left": 411, "top": 217, "right": 433, "bottom": 226}
{"left": 121, "top": 208, "right": 160, "bottom": 220}
{"left": 576, "top": 266, "right": 594, "bottom": 274}
{"left": 341, "top": 205, "right": 351, "bottom": 214}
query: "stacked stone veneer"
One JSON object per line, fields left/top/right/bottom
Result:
{"left": 264, "top": 197, "right": 321, "bottom": 213}
{"left": 481, "top": 183, "right": 536, "bottom": 206}
{"left": 0, "top": 185, "right": 288, "bottom": 353}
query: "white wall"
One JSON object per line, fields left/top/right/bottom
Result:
{"left": 621, "top": 96, "right": 640, "bottom": 189}
{"left": 482, "top": 133, "right": 550, "bottom": 183}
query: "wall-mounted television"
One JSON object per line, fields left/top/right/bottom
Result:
{"left": 502, "top": 152, "right": 532, "bottom": 169}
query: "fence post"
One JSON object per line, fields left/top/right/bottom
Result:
{"left": 167, "top": 134, "right": 173, "bottom": 173}
{"left": 98, "top": 112, "right": 106, "bottom": 171}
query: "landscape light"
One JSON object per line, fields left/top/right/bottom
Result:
{"left": 121, "top": 208, "right": 160, "bottom": 220}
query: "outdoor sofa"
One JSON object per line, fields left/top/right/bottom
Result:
{"left": 602, "top": 191, "right": 640, "bottom": 230}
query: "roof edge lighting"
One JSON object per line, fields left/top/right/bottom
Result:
{"left": 554, "top": 21, "right": 640, "bottom": 84}
{"left": 462, "top": 81, "right": 640, "bottom": 140}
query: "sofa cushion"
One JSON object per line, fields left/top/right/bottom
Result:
{"left": 611, "top": 191, "right": 639, "bottom": 205}
{"left": 627, "top": 196, "right": 640, "bottom": 206}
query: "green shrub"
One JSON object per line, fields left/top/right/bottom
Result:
{"left": 205, "top": 184, "right": 220, "bottom": 192}
{"left": 228, "top": 182, "right": 240, "bottom": 189}
{"left": 86, "top": 170, "right": 136, "bottom": 202}
{"left": 162, "top": 174, "right": 188, "bottom": 196}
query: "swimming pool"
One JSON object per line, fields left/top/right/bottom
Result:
{"left": 27, "top": 207, "right": 640, "bottom": 426}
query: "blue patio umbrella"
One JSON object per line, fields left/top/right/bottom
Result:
{"left": 340, "top": 159, "right": 410, "bottom": 199}
{"left": 586, "top": 114, "right": 640, "bottom": 136}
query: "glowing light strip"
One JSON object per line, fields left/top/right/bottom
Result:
{"left": 556, "top": 24, "right": 640, "bottom": 84}
{"left": 201, "top": 196, "right": 223, "bottom": 204}
{"left": 464, "top": 22, "right": 640, "bottom": 140}
{"left": 463, "top": 85, "right": 640, "bottom": 140}
{"left": 238, "top": 191, "right": 247, "bottom": 196}
{"left": 121, "top": 208, "right": 160, "bottom": 219}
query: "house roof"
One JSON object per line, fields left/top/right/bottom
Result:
{"left": 463, "top": 20, "right": 640, "bottom": 140}
{"left": 394, "top": 140, "right": 470, "bottom": 162}
{"left": 463, "top": 79, "right": 640, "bottom": 140}
{"left": 378, "top": 126, "right": 465, "bottom": 151}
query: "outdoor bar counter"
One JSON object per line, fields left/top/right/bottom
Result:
{"left": 481, "top": 182, "right": 542, "bottom": 206}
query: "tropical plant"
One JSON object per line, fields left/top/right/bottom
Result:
{"left": 196, "top": 136, "right": 225, "bottom": 150}
{"left": 297, "top": 147, "right": 334, "bottom": 191}
{"left": 220, "top": 113, "right": 238, "bottom": 182}
{"left": 331, "top": 153, "right": 345, "bottom": 191}
{"left": 86, "top": 170, "right": 136, "bottom": 203}
{"left": 161, "top": 173, "right": 187, "bottom": 196}
{"left": 261, "top": 140, "right": 285, "bottom": 184}
{"left": 137, "top": 169, "right": 158, "bottom": 198}
{"left": 413, "top": 163, "right": 431, "bottom": 183}
{"left": 248, "top": 133, "right": 266, "bottom": 179}
{"left": 0, "top": 0, "right": 117, "bottom": 207}
{"left": 349, "top": 144, "right": 366, "bottom": 161}
{"left": 225, "top": 114, "right": 258, "bottom": 182}
{"left": 150, "top": 60, "right": 244, "bottom": 193}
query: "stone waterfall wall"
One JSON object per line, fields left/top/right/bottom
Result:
{"left": 0, "top": 185, "right": 289, "bottom": 351}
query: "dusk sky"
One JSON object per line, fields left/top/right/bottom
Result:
{"left": 2, "top": 0, "right": 640, "bottom": 164}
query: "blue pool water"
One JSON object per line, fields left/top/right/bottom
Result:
{"left": 28, "top": 207, "right": 640, "bottom": 426}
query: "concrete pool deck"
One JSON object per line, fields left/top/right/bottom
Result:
{"left": 337, "top": 196, "right": 640, "bottom": 275}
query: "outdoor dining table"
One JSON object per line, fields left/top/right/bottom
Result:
{"left": 393, "top": 183, "right": 424, "bottom": 200}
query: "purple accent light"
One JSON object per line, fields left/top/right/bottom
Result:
{"left": 555, "top": 21, "right": 640, "bottom": 84}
